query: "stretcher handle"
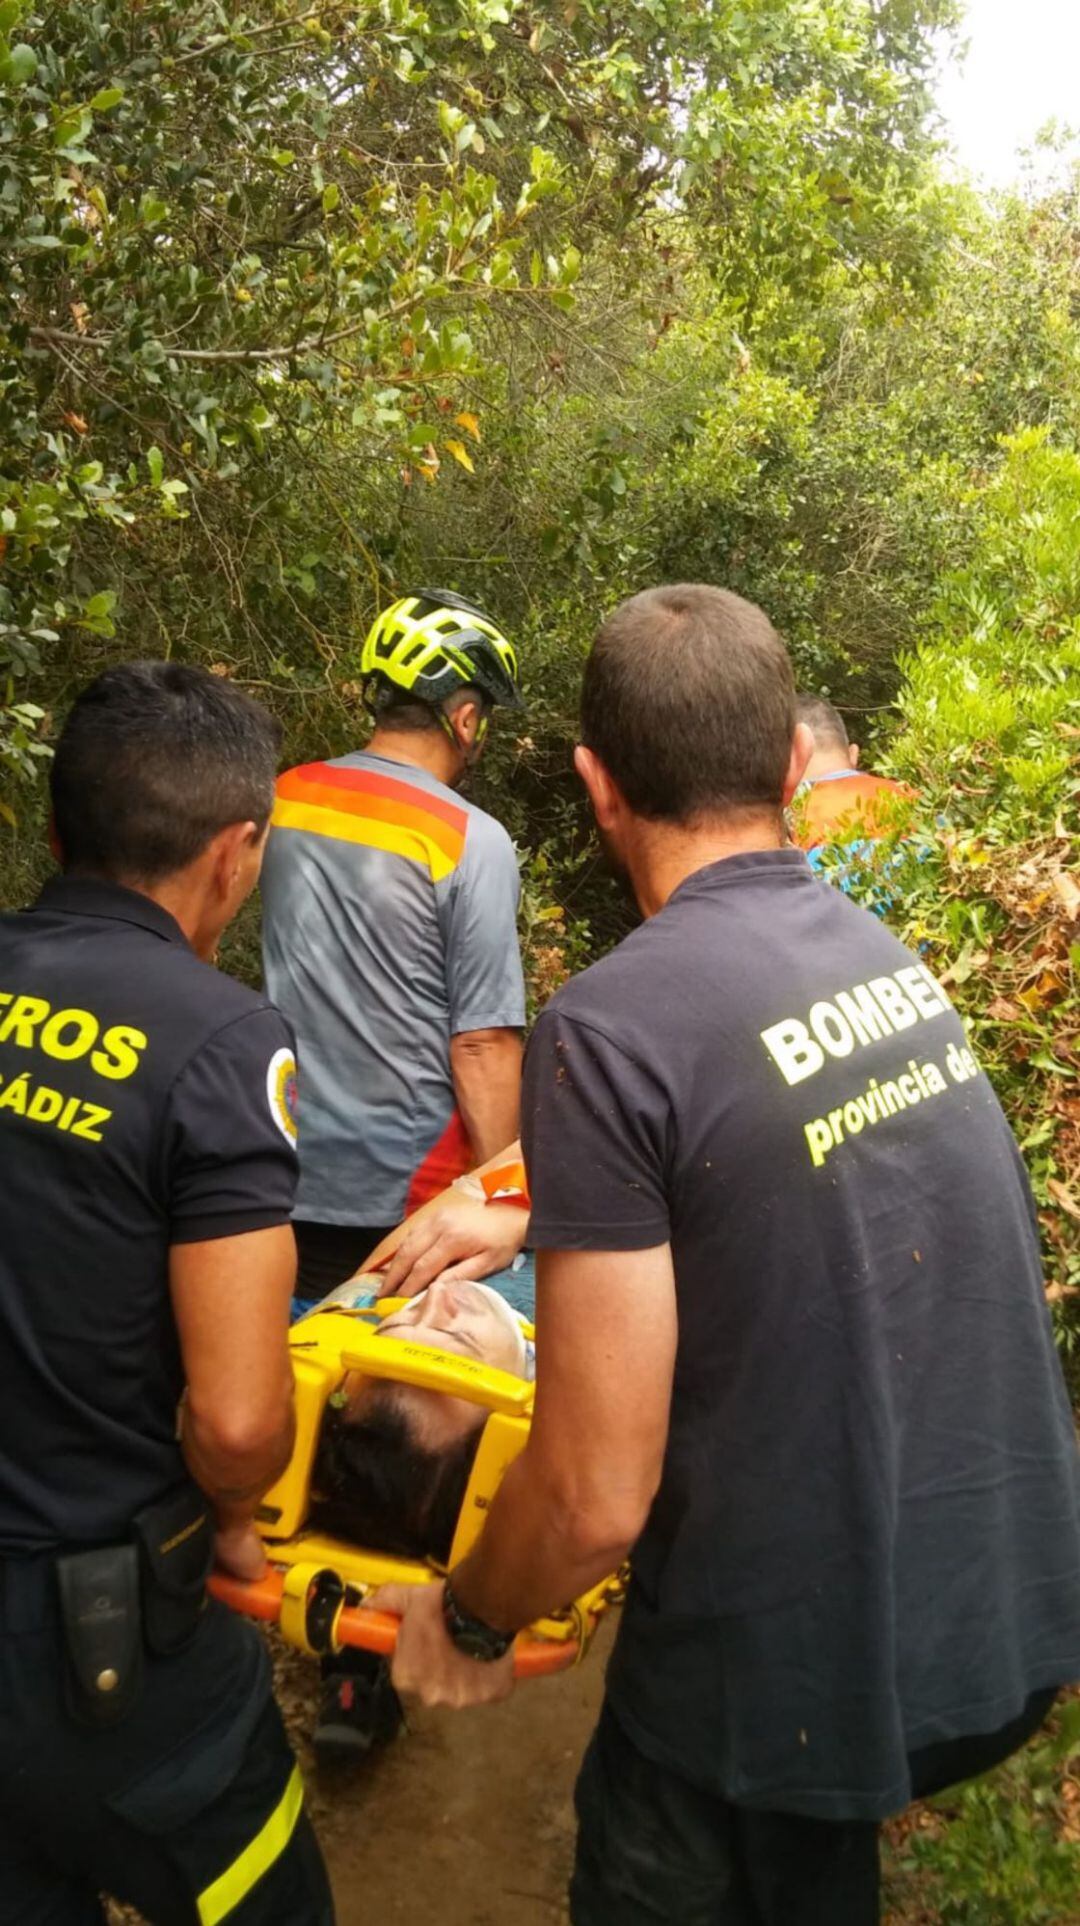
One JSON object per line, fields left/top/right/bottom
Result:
{"left": 208, "top": 1565, "right": 582, "bottom": 1678}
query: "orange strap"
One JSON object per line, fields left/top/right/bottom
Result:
{"left": 208, "top": 1566, "right": 582, "bottom": 1678}
{"left": 479, "top": 1159, "right": 531, "bottom": 1209}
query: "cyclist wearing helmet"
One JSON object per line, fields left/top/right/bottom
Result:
{"left": 260, "top": 589, "right": 526, "bottom": 1755}
{"left": 263, "top": 587, "right": 525, "bottom": 1293}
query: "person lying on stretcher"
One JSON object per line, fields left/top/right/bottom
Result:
{"left": 296, "top": 1151, "right": 533, "bottom": 1756}
{"left": 306, "top": 1269, "right": 534, "bottom": 1565}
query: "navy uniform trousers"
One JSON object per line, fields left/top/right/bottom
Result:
{"left": 0, "top": 1554, "right": 333, "bottom": 1926}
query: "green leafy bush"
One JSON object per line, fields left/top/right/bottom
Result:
{"left": 883, "top": 1698, "right": 1080, "bottom": 1926}
{"left": 870, "top": 430, "right": 1080, "bottom": 1335}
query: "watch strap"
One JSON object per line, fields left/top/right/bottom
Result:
{"left": 442, "top": 1578, "right": 514, "bottom": 1662}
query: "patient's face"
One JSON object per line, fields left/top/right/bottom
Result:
{"left": 343, "top": 1278, "right": 526, "bottom": 1452}
{"left": 377, "top": 1278, "right": 526, "bottom": 1375}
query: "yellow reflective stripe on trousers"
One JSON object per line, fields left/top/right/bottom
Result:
{"left": 197, "top": 1764, "right": 304, "bottom": 1926}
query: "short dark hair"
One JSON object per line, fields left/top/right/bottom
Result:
{"left": 580, "top": 585, "right": 795, "bottom": 823}
{"left": 795, "top": 694, "right": 850, "bottom": 752}
{"left": 311, "top": 1390, "right": 481, "bottom": 1565}
{"left": 368, "top": 681, "right": 488, "bottom": 735}
{"left": 51, "top": 661, "right": 282, "bottom": 883}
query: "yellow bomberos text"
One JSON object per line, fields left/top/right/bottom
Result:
{"left": 0, "top": 992, "right": 147, "bottom": 1078}
{"left": 0, "top": 990, "right": 149, "bottom": 1145}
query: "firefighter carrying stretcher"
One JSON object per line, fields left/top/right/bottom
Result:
{"left": 0, "top": 663, "right": 333, "bottom": 1925}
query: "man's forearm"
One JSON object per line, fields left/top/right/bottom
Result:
{"left": 373, "top": 1249, "right": 673, "bottom": 1707}
{"left": 180, "top": 1398, "right": 295, "bottom": 1530}
{"left": 450, "top": 1444, "right": 634, "bottom": 1633}
{"left": 450, "top": 1028, "right": 523, "bottom": 1165}
{"left": 451, "top": 1247, "right": 672, "bottom": 1631}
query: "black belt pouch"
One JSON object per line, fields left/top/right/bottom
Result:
{"left": 56, "top": 1543, "right": 143, "bottom": 1729}
{"left": 132, "top": 1485, "right": 213, "bottom": 1656}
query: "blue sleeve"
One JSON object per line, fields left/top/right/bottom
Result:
{"left": 438, "top": 810, "right": 526, "bottom": 1035}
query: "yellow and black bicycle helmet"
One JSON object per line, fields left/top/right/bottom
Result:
{"left": 361, "top": 589, "right": 523, "bottom": 711}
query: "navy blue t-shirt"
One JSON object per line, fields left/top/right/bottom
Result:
{"left": 0, "top": 878, "right": 298, "bottom": 1552}
{"left": 522, "top": 848, "right": 1080, "bottom": 1820}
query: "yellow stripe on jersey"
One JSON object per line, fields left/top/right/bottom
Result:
{"left": 271, "top": 796, "right": 460, "bottom": 883}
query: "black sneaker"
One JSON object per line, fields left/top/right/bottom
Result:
{"left": 313, "top": 1657, "right": 404, "bottom": 1763}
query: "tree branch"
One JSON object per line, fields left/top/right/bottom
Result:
{"left": 29, "top": 294, "right": 416, "bottom": 364}
{"left": 171, "top": 3, "right": 372, "bottom": 67}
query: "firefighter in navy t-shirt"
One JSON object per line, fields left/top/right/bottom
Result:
{"left": 373, "top": 587, "right": 1080, "bottom": 1926}
{"left": 0, "top": 664, "right": 332, "bottom": 1925}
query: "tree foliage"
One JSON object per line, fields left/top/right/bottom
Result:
{"left": 882, "top": 429, "right": 1080, "bottom": 1326}
{"left": 0, "top": 0, "right": 957, "bottom": 815}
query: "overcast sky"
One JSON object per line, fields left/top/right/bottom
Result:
{"left": 935, "top": 0, "right": 1080, "bottom": 187}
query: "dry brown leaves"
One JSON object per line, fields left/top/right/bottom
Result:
{"left": 954, "top": 841, "right": 1079, "bottom": 1195}
{"left": 528, "top": 942, "right": 572, "bottom": 1007}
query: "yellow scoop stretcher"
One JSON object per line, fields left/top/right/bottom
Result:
{"left": 208, "top": 1301, "right": 622, "bottom": 1674}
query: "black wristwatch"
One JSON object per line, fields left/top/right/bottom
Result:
{"left": 441, "top": 1578, "right": 514, "bottom": 1663}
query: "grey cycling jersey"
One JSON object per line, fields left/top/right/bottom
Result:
{"left": 261, "top": 749, "right": 525, "bottom": 1224}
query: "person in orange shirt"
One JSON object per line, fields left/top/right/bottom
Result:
{"left": 791, "top": 695, "right": 913, "bottom": 862}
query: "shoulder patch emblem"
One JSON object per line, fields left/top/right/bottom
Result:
{"left": 266, "top": 1047, "right": 298, "bottom": 1146}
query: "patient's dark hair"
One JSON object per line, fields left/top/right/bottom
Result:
{"left": 311, "top": 1390, "right": 481, "bottom": 1565}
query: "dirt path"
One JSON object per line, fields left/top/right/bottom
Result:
{"left": 276, "top": 1621, "right": 614, "bottom": 1926}
{"left": 106, "top": 1630, "right": 1079, "bottom": 1925}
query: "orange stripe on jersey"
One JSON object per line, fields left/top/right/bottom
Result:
{"left": 272, "top": 797, "right": 461, "bottom": 881}
{"left": 276, "top": 772, "right": 465, "bottom": 866}
{"left": 273, "top": 764, "right": 467, "bottom": 880}
{"left": 281, "top": 762, "right": 468, "bottom": 836}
